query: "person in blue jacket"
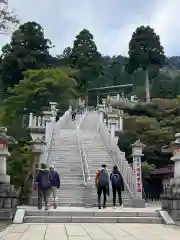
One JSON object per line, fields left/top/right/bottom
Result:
{"left": 36, "top": 163, "right": 52, "bottom": 210}
{"left": 49, "top": 165, "right": 60, "bottom": 209}
{"left": 110, "top": 165, "right": 124, "bottom": 208}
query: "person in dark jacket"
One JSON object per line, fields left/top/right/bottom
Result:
{"left": 95, "top": 164, "right": 109, "bottom": 209}
{"left": 71, "top": 108, "right": 76, "bottom": 121}
{"left": 110, "top": 165, "right": 124, "bottom": 208}
{"left": 49, "top": 165, "right": 60, "bottom": 209}
{"left": 36, "top": 163, "right": 51, "bottom": 210}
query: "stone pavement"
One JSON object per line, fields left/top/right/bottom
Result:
{"left": 1, "top": 223, "right": 180, "bottom": 240}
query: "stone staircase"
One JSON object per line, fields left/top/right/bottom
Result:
{"left": 46, "top": 114, "right": 86, "bottom": 206}
{"left": 80, "top": 111, "right": 133, "bottom": 206}
{"left": 23, "top": 207, "right": 163, "bottom": 224}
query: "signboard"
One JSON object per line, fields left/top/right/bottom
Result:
{"left": 0, "top": 143, "right": 7, "bottom": 149}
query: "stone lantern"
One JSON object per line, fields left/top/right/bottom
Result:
{"left": 161, "top": 133, "right": 180, "bottom": 221}
{"left": 0, "top": 127, "right": 17, "bottom": 185}
{"left": 30, "top": 137, "right": 46, "bottom": 171}
{"left": 29, "top": 138, "right": 46, "bottom": 205}
{"left": 170, "top": 133, "right": 180, "bottom": 178}
{"left": 49, "top": 102, "right": 57, "bottom": 118}
{"left": 0, "top": 127, "right": 18, "bottom": 216}
{"left": 30, "top": 137, "right": 46, "bottom": 184}
{"left": 131, "top": 139, "right": 146, "bottom": 200}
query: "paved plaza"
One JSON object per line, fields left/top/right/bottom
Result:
{"left": 1, "top": 223, "right": 180, "bottom": 240}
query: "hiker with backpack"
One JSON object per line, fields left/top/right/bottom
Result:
{"left": 36, "top": 163, "right": 52, "bottom": 210}
{"left": 110, "top": 165, "right": 124, "bottom": 208}
{"left": 49, "top": 165, "right": 60, "bottom": 209}
{"left": 95, "top": 164, "right": 109, "bottom": 209}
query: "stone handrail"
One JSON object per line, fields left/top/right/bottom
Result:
{"left": 78, "top": 130, "right": 93, "bottom": 207}
{"left": 44, "top": 108, "right": 71, "bottom": 164}
{"left": 76, "top": 110, "right": 92, "bottom": 184}
{"left": 76, "top": 126, "right": 86, "bottom": 186}
{"left": 97, "top": 115, "right": 136, "bottom": 198}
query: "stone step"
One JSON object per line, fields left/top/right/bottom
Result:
{"left": 60, "top": 175, "right": 84, "bottom": 179}
{"left": 24, "top": 209, "right": 162, "bottom": 224}
{"left": 25, "top": 209, "right": 159, "bottom": 217}
{"left": 57, "top": 185, "right": 85, "bottom": 189}
{"left": 24, "top": 216, "right": 162, "bottom": 223}
{"left": 60, "top": 180, "right": 84, "bottom": 184}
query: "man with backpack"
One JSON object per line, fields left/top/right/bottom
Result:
{"left": 49, "top": 165, "right": 60, "bottom": 209}
{"left": 95, "top": 164, "right": 109, "bottom": 209}
{"left": 36, "top": 163, "right": 52, "bottom": 210}
{"left": 110, "top": 165, "right": 124, "bottom": 208}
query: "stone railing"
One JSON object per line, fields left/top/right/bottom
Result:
{"left": 29, "top": 114, "right": 49, "bottom": 128}
{"left": 44, "top": 108, "right": 72, "bottom": 164}
{"left": 97, "top": 114, "right": 136, "bottom": 199}
{"left": 76, "top": 127, "right": 86, "bottom": 186}
{"left": 76, "top": 110, "right": 93, "bottom": 207}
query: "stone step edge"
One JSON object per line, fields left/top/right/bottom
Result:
{"left": 25, "top": 211, "right": 159, "bottom": 217}
{"left": 23, "top": 216, "right": 163, "bottom": 224}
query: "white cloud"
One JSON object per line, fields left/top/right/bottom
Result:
{"left": 0, "top": 0, "right": 179, "bottom": 56}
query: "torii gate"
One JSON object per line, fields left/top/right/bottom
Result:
{"left": 87, "top": 83, "right": 133, "bottom": 106}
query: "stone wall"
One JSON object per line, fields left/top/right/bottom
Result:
{"left": 161, "top": 178, "right": 180, "bottom": 221}
{"left": 0, "top": 184, "right": 19, "bottom": 220}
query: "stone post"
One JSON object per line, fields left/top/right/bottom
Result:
{"left": 84, "top": 178, "right": 93, "bottom": 207}
{"left": 131, "top": 139, "right": 146, "bottom": 207}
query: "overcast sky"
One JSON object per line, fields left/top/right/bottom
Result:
{"left": 0, "top": 0, "right": 179, "bottom": 57}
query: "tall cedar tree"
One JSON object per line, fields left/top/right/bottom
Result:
{"left": 128, "top": 26, "right": 165, "bottom": 102}
{"left": 69, "top": 29, "right": 101, "bottom": 104}
{"left": 0, "top": 21, "right": 52, "bottom": 96}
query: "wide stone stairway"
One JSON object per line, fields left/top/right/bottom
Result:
{"left": 16, "top": 109, "right": 163, "bottom": 224}
{"left": 46, "top": 114, "right": 86, "bottom": 206}
{"left": 80, "top": 111, "right": 132, "bottom": 206}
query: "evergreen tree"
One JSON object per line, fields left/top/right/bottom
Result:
{"left": 57, "top": 47, "right": 72, "bottom": 66}
{"left": 128, "top": 26, "right": 165, "bottom": 102}
{"left": 0, "top": 21, "right": 52, "bottom": 95}
{"left": 70, "top": 29, "right": 101, "bottom": 104}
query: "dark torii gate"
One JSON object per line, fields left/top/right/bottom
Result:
{"left": 87, "top": 84, "right": 133, "bottom": 106}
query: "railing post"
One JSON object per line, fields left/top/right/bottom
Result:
{"left": 84, "top": 178, "right": 93, "bottom": 207}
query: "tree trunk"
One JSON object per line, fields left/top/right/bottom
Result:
{"left": 145, "top": 69, "right": 150, "bottom": 102}
{"left": 85, "top": 81, "right": 88, "bottom": 107}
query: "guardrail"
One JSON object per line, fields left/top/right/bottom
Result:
{"left": 97, "top": 115, "right": 136, "bottom": 198}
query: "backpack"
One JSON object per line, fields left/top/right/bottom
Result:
{"left": 98, "top": 169, "right": 109, "bottom": 187}
{"left": 111, "top": 173, "right": 121, "bottom": 187}
{"left": 40, "top": 172, "right": 51, "bottom": 190}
